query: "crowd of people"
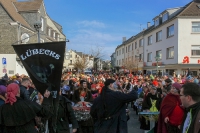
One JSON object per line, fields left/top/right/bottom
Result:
{"left": 0, "top": 70, "right": 200, "bottom": 133}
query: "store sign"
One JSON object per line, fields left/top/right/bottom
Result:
{"left": 182, "top": 56, "right": 200, "bottom": 64}
{"left": 182, "top": 56, "right": 189, "bottom": 64}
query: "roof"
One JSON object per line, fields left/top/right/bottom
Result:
{"left": 13, "top": 0, "right": 43, "bottom": 12}
{"left": 0, "top": 0, "right": 32, "bottom": 29}
{"left": 178, "top": 1, "right": 200, "bottom": 16}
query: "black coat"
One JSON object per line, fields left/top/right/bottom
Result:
{"left": 90, "top": 88, "right": 138, "bottom": 133}
{"left": 0, "top": 97, "right": 52, "bottom": 133}
{"left": 142, "top": 93, "right": 162, "bottom": 111}
{"left": 57, "top": 95, "right": 79, "bottom": 133}
{"left": 20, "top": 85, "right": 30, "bottom": 100}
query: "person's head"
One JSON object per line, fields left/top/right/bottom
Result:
{"left": 80, "top": 80, "right": 87, "bottom": 88}
{"left": 170, "top": 82, "right": 182, "bottom": 95}
{"left": 21, "top": 78, "right": 31, "bottom": 88}
{"left": 5, "top": 83, "right": 20, "bottom": 105}
{"left": 104, "top": 79, "right": 115, "bottom": 90}
{"left": 150, "top": 86, "right": 157, "bottom": 95}
{"left": 180, "top": 82, "right": 200, "bottom": 108}
{"left": 165, "top": 78, "right": 172, "bottom": 85}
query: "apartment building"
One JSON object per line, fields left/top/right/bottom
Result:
{"left": 64, "top": 50, "right": 94, "bottom": 72}
{"left": 114, "top": 0, "right": 200, "bottom": 76}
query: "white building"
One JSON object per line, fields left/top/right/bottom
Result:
{"left": 114, "top": 1, "right": 200, "bottom": 76}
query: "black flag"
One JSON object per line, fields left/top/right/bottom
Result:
{"left": 13, "top": 41, "right": 66, "bottom": 133}
{"left": 12, "top": 41, "right": 66, "bottom": 95}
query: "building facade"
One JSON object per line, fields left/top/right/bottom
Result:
{"left": 114, "top": 1, "right": 200, "bottom": 76}
{"left": 0, "top": 0, "right": 66, "bottom": 77}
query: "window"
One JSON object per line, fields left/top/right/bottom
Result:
{"left": 191, "top": 45, "right": 200, "bottom": 56}
{"left": 156, "top": 31, "right": 162, "bottom": 42}
{"left": 156, "top": 50, "right": 162, "bottom": 60}
{"left": 128, "top": 45, "right": 131, "bottom": 52}
{"left": 192, "top": 22, "right": 200, "bottom": 33}
{"left": 162, "top": 12, "right": 168, "bottom": 22}
{"left": 117, "top": 51, "right": 118, "bottom": 56}
{"left": 135, "top": 42, "right": 137, "bottom": 49}
{"left": 148, "top": 35, "right": 152, "bottom": 45}
{"left": 147, "top": 52, "right": 152, "bottom": 62}
{"left": 139, "top": 53, "right": 143, "bottom": 61}
{"left": 126, "top": 47, "right": 127, "bottom": 53}
{"left": 167, "top": 25, "right": 174, "bottom": 37}
{"left": 132, "top": 43, "right": 134, "bottom": 50}
{"left": 117, "top": 60, "right": 118, "bottom": 65}
{"left": 40, "top": 38, "right": 44, "bottom": 43}
{"left": 167, "top": 47, "right": 174, "bottom": 59}
{"left": 53, "top": 32, "right": 56, "bottom": 39}
{"left": 70, "top": 60, "right": 72, "bottom": 64}
{"left": 155, "top": 18, "right": 159, "bottom": 26}
{"left": 122, "top": 59, "right": 124, "bottom": 64}
{"left": 139, "top": 39, "right": 143, "bottom": 47}
{"left": 57, "top": 34, "right": 60, "bottom": 41}
{"left": 41, "top": 17, "right": 44, "bottom": 31}
{"left": 119, "top": 49, "right": 121, "bottom": 55}
{"left": 122, "top": 48, "right": 124, "bottom": 54}
{"left": 119, "top": 60, "right": 121, "bottom": 65}
{"left": 48, "top": 28, "right": 51, "bottom": 36}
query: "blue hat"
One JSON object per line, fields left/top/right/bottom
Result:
{"left": 186, "top": 75, "right": 193, "bottom": 81}
{"left": 62, "top": 85, "right": 70, "bottom": 91}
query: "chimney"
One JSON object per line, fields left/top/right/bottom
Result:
{"left": 122, "top": 37, "right": 126, "bottom": 43}
{"left": 147, "top": 22, "right": 151, "bottom": 28}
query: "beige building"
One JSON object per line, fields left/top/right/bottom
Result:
{"left": 64, "top": 50, "right": 94, "bottom": 72}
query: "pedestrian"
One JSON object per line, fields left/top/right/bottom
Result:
{"left": 157, "top": 82, "right": 184, "bottom": 133}
{"left": 20, "top": 77, "right": 31, "bottom": 100}
{"left": 90, "top": 79, "right": 138, "bottom": 133}
{"left": 57, "top": 90, "right": 79, "bottom": 133}
{"left": 72, "top": 80, "right": 93, "bottom": 133}
{"left": 0, "top": 83, "right": 53, "bottom": 133}
{"left": 180, "top": 82, "right": 200, "bottom": 133}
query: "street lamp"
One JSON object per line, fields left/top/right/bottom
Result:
{"left": 155, "top": 54, "right": 160, "bottom": 75}
{"left": 10, "top": 21, "right": 21, "bottom": 44}
{"left": 34, "top": 21, "right": 42, "bottom": 43}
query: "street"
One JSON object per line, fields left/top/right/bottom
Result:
{"left": 127, "top": 106, "right": 144, "bottom": 133}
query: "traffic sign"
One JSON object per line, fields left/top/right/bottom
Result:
{"left": 2, "top": 58, "right": 6, "bottom": 65}
{"left": 2, "top": 68, "right": 7, "bottom": 73}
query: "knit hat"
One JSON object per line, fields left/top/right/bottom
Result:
{"left": 194, "top": 78, "right": 199, "bottom": 84}
{"left": 0, "top": 85, "right": 6, "bottom": 96}
{"left": 104, "top": 79, "right": 115, "bottom": 86}
{"left": 172, "top": 82, "right": 182, "bottom": 90}
{"left": 5, "top": 83, "right": 19, "bottom": 105}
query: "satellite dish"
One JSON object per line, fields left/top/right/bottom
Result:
{"left": 21, "top": 33, "right": 29, "bottom": 43}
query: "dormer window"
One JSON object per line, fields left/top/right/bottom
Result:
{"left": 155, "top": 18, "right": 159, "bottom": 26}
{"left": 162, "top": 12, "right": 168, "bottom": 22}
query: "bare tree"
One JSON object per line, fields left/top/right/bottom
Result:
{"left": 122, "top": 57, "right": 138, "bottom": 73}
{"left": 90, "top": 45, "right": 105, "bottom": 59}
{"left": 73, "top": 55, "right": 89, "bottom": 72}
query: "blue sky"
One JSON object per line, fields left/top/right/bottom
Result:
{"left": 43, "top": 0, "right": 191, "bottom": 60}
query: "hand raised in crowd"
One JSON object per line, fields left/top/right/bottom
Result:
{"left": 164, "top": 117, "right": 169, "bottom": 123}
{"left": 72, "top": 128, "right": 77, "bottom": 133}
{"left": 43, "top": 90, "right": 50, "bottom": 98}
